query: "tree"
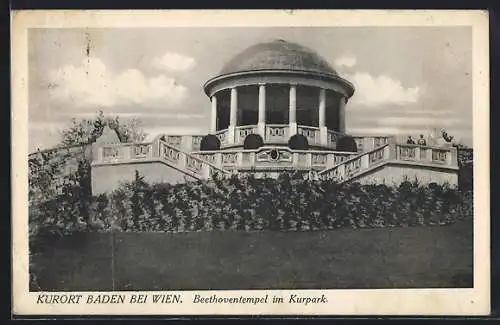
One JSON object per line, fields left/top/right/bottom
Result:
{"left": 60, "top": 110, "right": 147, "bottom": 146}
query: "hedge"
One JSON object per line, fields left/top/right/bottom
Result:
{"left": 29, "top": 172, "right": 473, "bottom": 239}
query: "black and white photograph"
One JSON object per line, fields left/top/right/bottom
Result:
{"left": 12, "top": 10, "right": 490, "bottom": 316}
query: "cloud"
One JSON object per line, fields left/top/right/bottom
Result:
{"left": 348, "top": 126, "right": 426, "bottom": 136}
{"left": 153, "top": 52, "right": 196, "bottom": 71}
{"left": 29, "top": 122, "right": 66, "bottom": 152}
{"left": 334, "top": 56, "right": 357, "bottom": 68}
{"left": 347, "top": 72, "right": 420, "bottom": 107}
{"left": 48, "top": 58, "right": 188, "bottom": 108}
{"left": 68, "top": 112, "right": 205, "bottom": 119}
{"left": 378, "top": 116, "right": 459, "bottom": 127}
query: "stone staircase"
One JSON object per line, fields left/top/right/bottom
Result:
{"left": 317, "top": 144, "right": 389, "bottom": 183}
{"left": 92, "top": 135, "right": 458, "bottom": 194}
{"left": 156, "top": 139, "right": 232, "bottom": 180}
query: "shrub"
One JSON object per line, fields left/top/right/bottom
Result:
{"left": 288, "top": 134, "right": 309, "bottom": 150}
{"left": 336, "top": 136, "right": 358, "bottom": 152}
{"left": 200, "top": 134, "right": 221, "bottom": 151}
{"left": 243, "top": 134, "right": 264, "bottom": 150}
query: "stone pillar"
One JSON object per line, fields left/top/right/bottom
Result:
{"left": 228, "top": 87, "right": 238, "bottom": 144}
{"left": 210, "top": 95, "right": 217, "bottom": 134}
{"left": 289, "top": 84, "right": 297, "bottom": 136}
{"left": 450, "top": 146, "right": 458, "bottom": 167}
{"left": 230, "top": 87, "right": 238, "bottom": 126}
{"left": 339, "top": 97, "right": 346, "bottom": 133}
{"left": 257, "top": 83, "right": 266, "bottom": 138}
{"left": 319, "top": 88, "right": 328, "bottom": 146}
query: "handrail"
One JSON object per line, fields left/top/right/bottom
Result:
{"left": 158, "top": 140, "right": 231, "bottom": 175}
{"left": 192, "top": 147, "right": 358, "bottom": 156}
{"left": 318, "top": 144, "right": 389, "bottom": 176}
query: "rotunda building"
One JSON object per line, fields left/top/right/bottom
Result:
{"left": 203, "top": 39, "right": 355, "bottom": 151}
{"left": 90, "top": 38, "right": 460, "bottom": 194}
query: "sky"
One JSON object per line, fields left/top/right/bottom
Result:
{"left": 28, "top": 27, "right": 473, "bottom": 152}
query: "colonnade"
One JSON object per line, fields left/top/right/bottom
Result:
{"left": 210, "top": 83, "right": 347, "bottom": 145}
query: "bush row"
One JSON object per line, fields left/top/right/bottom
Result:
{"left": 30, "top": 172, "right": 473, "bottom": 240}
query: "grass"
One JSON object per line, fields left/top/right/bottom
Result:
{"left": 31, "top": 219, "right": 473, "bottom": 291}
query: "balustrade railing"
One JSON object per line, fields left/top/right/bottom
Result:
{"left": 352, "top": 136, "right": 392, "bottom": 152}
{"left": 235, "top": 125, "right": 257, "bottom": 144}
{"left": 297, "top": 126, "right": 319, "bottom": 145}
{"left": 100, "top": 143, "right": 153, "bottom": 162}
{"left": 311, "top": 153, "right": 328, "bottom": 166}
{"left": 432, "top": 148, "right": 448, "bottom": 163}
{"left": 191, "top": 135, "right": 203, "bottom": 151}
{"left": 396, "top": 144, "right": 451, "bottom": 165}
{"left": 368, "top": 145, "right": 385, "bottom": 165}
{"left": 164, "top": 135, "right": 183, "bottom": 147}
{"left": 96, "top": 135, "right": 456, "bottom": 183}
{"left": 265, "top": 124, "right": 289, "bottom": 142}
{"left": 194, "top": 148, "right": 357, "bottom": 171}
{"left": 319, "top": 144, "right": 390, "bottom": 182}
{"left": 215, "top": 129, "right": 228, "bottom": 146}
{"left": 158, "top": 140, "right": 231, "bottom": 179}
{"left": 327, "top": 130, "right": 342, "bottom": 147}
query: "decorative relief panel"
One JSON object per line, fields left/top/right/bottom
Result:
{"left": 432, "top": 149, "right": 448, "bottom": 163}
{"left": 399, "top": 146, "right": 416, "bottom": 160}
{"left": 222, "top": 153, "right": 238, "bottom": 164}
{"left": 103, "top": 147, "right": 121, "bottom": 159}
{"left": 256, "top": 149, "right": 292, "bottom": 163}
{"left": 165, "top": 136, "right": 183, "bottom": 147}
{"left": 132, "top": 144, "right": 149, "bottom": 158}
{"left": 311, "top": 153, "right": 327, "bottom": 165}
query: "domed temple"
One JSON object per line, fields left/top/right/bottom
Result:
{"left": 91, "top": 40, "right": 459, "bottom": 194}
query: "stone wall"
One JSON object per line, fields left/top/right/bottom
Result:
{"left": 352, "top": 164, "right": 459, "bottom": 187}
{"left": 91, "top": 161, "right": 197, "bottom": 195}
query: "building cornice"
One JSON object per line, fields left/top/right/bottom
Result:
{"left": 203, "top": 69, "right": 355, "bottom": 99}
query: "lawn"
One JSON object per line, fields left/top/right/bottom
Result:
{"left": 31, "top": 219, "right": 473, "bottom": 291}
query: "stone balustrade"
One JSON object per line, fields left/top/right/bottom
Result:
{"left": 93, "top": 134, "right": 458, "bottom": 186}
{"left": 95, "top": 140, "right": 230, "bottom": 180}
{"left": 396, "top": 144, "right": 457, "bottom": 166}
{"left": 351, "top": 135, "right": 392, "bottom": 152}
{"left": 319, "top": 143, "right": 458, "bottom": 182}
{"left": 193, "top": 147, "right": 357, "bottom": 171}
{"left": 146, "top": 125, "right": 350, "bottom": 151}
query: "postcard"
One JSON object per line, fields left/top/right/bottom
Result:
{"left": 12, "top": 9, "right": 490, "bottom": 316}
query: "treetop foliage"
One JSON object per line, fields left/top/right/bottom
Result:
{"left": 60, "top": 110, "right": 147, "bottom": 146}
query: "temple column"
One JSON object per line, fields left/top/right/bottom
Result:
{"left": 228, "top": 87, "right": 238, "bottom": 144}
{"left": 257, "top": 83, "right": 266, "bottom": 138}
{"left": 319, "top": 88, "right": 328, "bottom": 146}
{"left": 210, "top": 95, "right": 217, "bottom": 133}
{"left": 339, "top": 96, "right": 346, "bottom": 133}
{"left": 289, "top": 84, "right": 297, "bottom": 136}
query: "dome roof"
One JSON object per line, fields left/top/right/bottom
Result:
{"left": 219, "top": 39, "right": 338, "bottom": 76}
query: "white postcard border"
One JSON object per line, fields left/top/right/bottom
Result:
{"left": 11, "top": 9, "right": 490, "bottom": 316}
